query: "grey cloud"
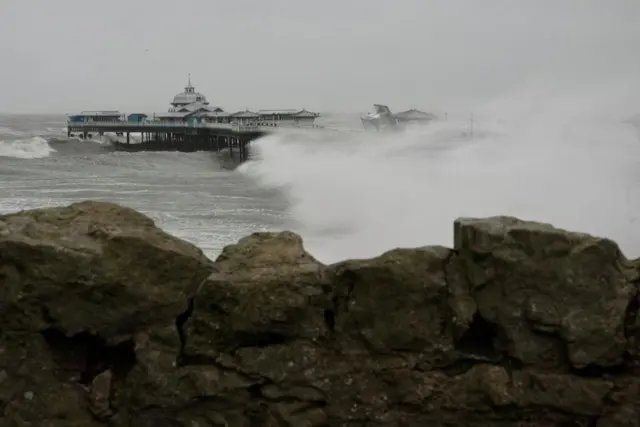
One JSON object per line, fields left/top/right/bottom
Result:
{"left": 0, "top": 0, "right": 638, "bottom": 114}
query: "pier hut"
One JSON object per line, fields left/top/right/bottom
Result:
{"left": 156, "top": 111, "right": 190, "bottom": 124}
{"left": 394, "top": 109, "right": 437, "bottom": 124}
{"left": 127, "top": 113, "right": 148, "bottom": 123}
{"left": 68, "top": 111, "right": 123, "bottom": 123}
{"left": 169, "top": 75, "right": 211, "bottom": 110}
{"left": 257, "top": 109, "right": 320, "bottom": 127}
{"left": 197, "top": 111, "right": 232, "bottom": 124}
{"left": 155, "top": 77, "right": 228, "bottom": 125}
{"left": 231, "top": 110, "right": 262, "bottom": 125}
{"left": 67, "top": 110, "right": 123, "bottom": 138}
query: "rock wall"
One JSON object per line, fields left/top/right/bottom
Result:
{"left": 0, "top": 201, "right": 638, "bottom": 426}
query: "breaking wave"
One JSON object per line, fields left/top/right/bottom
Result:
{"left": 48, "top": 138, "right": 115, "bottom": 156}
{"left": 0, "top": 135, "right": 119, "bottom": 159}
{"left": 240, "top": 84, "right": 640, "bottom": 263}
{"left": 0, "top": 136, "right": 56, "bottom": 159}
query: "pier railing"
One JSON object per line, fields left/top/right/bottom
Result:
{"left": 67, "top": 121, "right": 241, "bottom": 129}
{"left": 65, "top": 120, "right": 332, "bottom": 134}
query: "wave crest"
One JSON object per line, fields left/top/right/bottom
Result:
{"left": 0, "top": 136, "right": 55, "bottom": 159}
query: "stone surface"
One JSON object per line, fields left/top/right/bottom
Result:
{"left": 454, "top": 216, "right": 636, "bottom": 369}
{"left": 0, "top": 202, "right": 639, "bottom": 426}
{"left": 185, "top": 231, "right": 329, "bottom": 356}
{"left": 0, "top": 201, "right": 214, "bottom": 426}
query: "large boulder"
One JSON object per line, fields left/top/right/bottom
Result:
{"left": 1, "top": 202, "right": 639, "bottom": 426}
{"left": 0, "top": 201, "right": 214, "bottom": 426}
{"left": 179, "top": 231, "right": 331, "bottom": 426}
{"left": 454, "top": 216, "right": 637, "bottom": 370}
{"left": 0, "top": 200, "right": 213, "bottom": 337}
{"left": 185, "top": 231, "right": 329, "bottom": 356}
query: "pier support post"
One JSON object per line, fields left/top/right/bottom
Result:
{"left": 126, "top": 133, "right": 130, "bottom": 144}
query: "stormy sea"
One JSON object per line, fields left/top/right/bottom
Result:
{"left": 2, "top": 91, "right": 640, "bottom": 263}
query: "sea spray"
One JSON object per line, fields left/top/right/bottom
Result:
{"left": 240, "top": 86, "right": 640, "bottom": 263}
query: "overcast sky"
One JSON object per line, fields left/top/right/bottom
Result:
{"left": 0, "top": 0, "right": 639, "bottom": 114}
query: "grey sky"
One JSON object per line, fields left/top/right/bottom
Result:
{"left": 1, "top": 0, "right": 639, "bottom": 114}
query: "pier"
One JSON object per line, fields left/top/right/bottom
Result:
{"left": 66, "top": 121, "right": 266, "bottom": 162}
{"left": 66, "top": 75, "right": 320, "bottom": 162}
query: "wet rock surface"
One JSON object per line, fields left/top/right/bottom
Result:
{"left": 0, "top": 202, "right": 638, "bottom": 426}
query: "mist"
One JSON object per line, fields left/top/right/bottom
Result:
{"left": 240, "top": 78, "right": 640, "bottom": 263}
{"left": 1, "top": 0, "right": 639, "bottom": 113}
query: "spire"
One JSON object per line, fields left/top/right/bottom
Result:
{"left": 185, "top": 73, "right": 194, "bottom": 92}
{"left": 188, "top": 73, "right": 191, "bottom": 86}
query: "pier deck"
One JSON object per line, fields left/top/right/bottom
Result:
{"left": 67, "top": 121, "right": 268, "bottom": 162}
{"left": 66, "top": 121, "right": 262, "bottom": 134}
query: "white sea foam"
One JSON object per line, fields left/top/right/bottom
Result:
{"left": 0, "top": 136, "right": 56, "bottom": 159}
{"left": 97, "top": 132, "right": 143, "bottom": 144}
{"left": 240, "top": 83, "right": 640, "bottom": 263}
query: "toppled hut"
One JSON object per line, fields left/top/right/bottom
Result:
{"left": 394, "top": 108, "right": 437, "bottom": 124}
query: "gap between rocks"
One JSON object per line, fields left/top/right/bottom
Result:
{"left": 175, "top": 296, "right": 194, "bottom": 366}
{"left": 40, "top": 327, "right": 136, "bottom": 385}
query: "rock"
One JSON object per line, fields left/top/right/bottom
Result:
{"left": 177, "top": 231, "right": 330, "bottom": 426}
{"left": 89, "top": 370, "right": 113, "bottom": 420}
{"left": 0, "top": 200, "right": 213, "bottom": 337}
{"left": 1, "top": 202, "right": 639, "bottom": 425}
{"left": 328, "top": 246, "right": 464, "bottom": 358}
{"left": 185, "top": 231, "right": 329, "bottom": 356}
{"left": 454, "top": 216, "right": 636, "bottom": 369}
{"left": 627, "top": 257, "right": 640, "bottom": 368}
{"left": 0, "top": 201, "right": 214, "bottom": 426}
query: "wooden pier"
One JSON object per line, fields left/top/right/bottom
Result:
{"left": 66, "top": 121, "right": 268, "bottom": 162}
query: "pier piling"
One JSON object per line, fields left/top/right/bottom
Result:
{"left": 66, "top": 122, "right": 266, "bottom": 162}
